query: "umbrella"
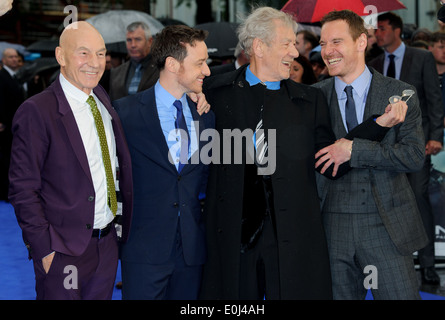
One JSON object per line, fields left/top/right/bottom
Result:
{"left": 86, "top": 10, "right": 164, "bottom": 53}
{"left": 195, "top": 22, "right": 239, "bottom": 58}
{"left": 281, "top": 0, "right": 406, "bottom": 23}
{"left": 0, "top": 41, "right": 29, "bottom": 59}
{"left": 26, "top": 39, "right": 59, "bottom": 55}
{"left": 158, "top": 18, "right": 188, "bottom": 27}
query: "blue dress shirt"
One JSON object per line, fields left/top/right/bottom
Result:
{"left": 335, "top": 66, "right": 373, "bottom": 132}
{"left": 384, "top": 42, "right": 406, "bottom": 80}
{"left": 245, "top": 65, "right": 281, "bottom": 90}
{"left": 154, "top": 80, "right": 198, "bottom": 170}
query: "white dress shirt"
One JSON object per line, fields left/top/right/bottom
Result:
{"left": 59, "top": 73, "right": 116, "bottom": 229}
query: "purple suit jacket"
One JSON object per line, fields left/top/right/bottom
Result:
{"left": 8, "top": 76, "right": 133, "bottom": 261}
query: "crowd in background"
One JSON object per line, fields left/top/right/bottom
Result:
{"left": 1, "top": 5, "right": 445, "bottom": 300}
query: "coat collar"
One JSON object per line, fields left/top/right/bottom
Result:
{"left": 204, "top": 63, "right": 312, "bottom": 103}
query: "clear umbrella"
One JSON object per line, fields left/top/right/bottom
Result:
{"left": 86, "top": 10, "right": 164, "bottom": 53}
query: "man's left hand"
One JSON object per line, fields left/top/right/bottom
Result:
{"left": 188, "top": 92, "right": 211, "bottom": 115}
{"left": 315, "top": 138, "right": 353, "bottom": 177}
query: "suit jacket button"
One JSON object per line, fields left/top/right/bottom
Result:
{"left": 88, "top": 196, "right": 94, "bottom": 201}
{"left": 173, "top": 202, "right": 179, "bottom": 208}
{"left": 86, "top": 224, "right": 92, "bottom": 229}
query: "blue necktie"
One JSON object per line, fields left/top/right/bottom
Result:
{"left": 387, "top": 54, "right": 395, "bottom": 78}
{"left": 344, "top": 85, "right": 358, "bottom": 131}
{"left": 173, "top": 100, "right": 190, "bottom": 172}
{"left": 128, "top": 64, "right": 142, "bottom": 95}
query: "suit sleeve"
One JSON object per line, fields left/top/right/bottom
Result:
{"left": 422, "top": 52, "right": 444, "bottom": 143}
{"left": 349, "top": 93, "right": 425, "bottom": 172}
{"left": 8, "top": 100, "right": 52, "bottom": 261}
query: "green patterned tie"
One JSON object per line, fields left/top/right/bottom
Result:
{"left": 86, "top": 95, "right": 117, "bottom": 216}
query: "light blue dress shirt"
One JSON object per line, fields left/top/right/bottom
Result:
{"left": 154, "top": 80, "right": 198, "bottom": 170}
{"left": 383, "top": 42, "right": 406, "bottom": 80}
{"left": 245, "top": 65, "right": 281, "bottom": 90}
{"left": 335, "top": 66, "right": 373, "bottom": 132}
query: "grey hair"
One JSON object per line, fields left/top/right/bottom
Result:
{"left": 127, "top": 21, "right": 152, "bottom": 40}
{"left": 237, "top": 6, "right": 298, "bottom": 59}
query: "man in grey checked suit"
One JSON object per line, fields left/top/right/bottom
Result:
{"left": 314, "top": 10, "right": 428, "bottom": 300}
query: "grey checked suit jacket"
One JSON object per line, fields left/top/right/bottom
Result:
{"left": 368, "top": 47, "right": 444, "bottom": 143}
{"left": 314, "top": 68, "right": 428, "bottom": 255}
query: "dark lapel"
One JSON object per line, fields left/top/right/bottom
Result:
{"left": 399, "top": 47, "right": 413, "bottom": 82}
{"left": 319, "top": 78, "right": 348, "bottom": 138}
{"left": 138, "top": 87, "right": 178, "bottom": 174}
{"left": 53, "top": 78, "right": 93, "bottom": 184}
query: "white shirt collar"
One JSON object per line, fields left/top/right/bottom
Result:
{"left": 59, "top": 73, "right": 93, "bottom": 105}
{"left": 3, "top": 65, "right": 16, "bottom": 77}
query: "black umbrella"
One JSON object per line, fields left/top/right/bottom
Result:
{"left": 26, "top": 39, "right": 59, "bottom": 54}
{"left": 15, "top": 57, "right": 59, "bottom": 84}
{"left": 194, "top": 22, "right": 239, "bottom": 58}
{"left": 158, "top": 18, "right": 188, "bottom": 26}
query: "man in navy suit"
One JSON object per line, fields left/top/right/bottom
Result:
{"left": 113, "top": 25, "right": 215, "bottom": 300}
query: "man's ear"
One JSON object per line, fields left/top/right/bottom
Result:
{"left": 55, "top": 47, "right": 65, "bottom": 67}
{"left": 357, "top": 33, "right": 368, "bottom": 52}
{"left": 252, "top": 38, "right": 264, "bottom": 58}
{"left": 165, "top": 56, "right": 180, "bottom": 73}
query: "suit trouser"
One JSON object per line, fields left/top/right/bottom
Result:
{"left": 239, "top": 216, "right": 280, "bottom": 300}
{"left": 121, "top": 222, "right": 203, "bottom": 300}
{"left": 323, "top": 212, "right": 420, "bottom": 300}
{"left": 33, "top": 226, "right": 118, "bottom": 300}
{"left": 407, "top": 157, "right": 435, "bottom": 268}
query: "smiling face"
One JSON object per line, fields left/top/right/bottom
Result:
{"left": 56, "top": 22, "right": 107, "bottom": 95}
{"left": 176, "top": 41, "right": 210, "bottom": 94}
{"left": 254, "top": 19, "right": 299, "bottom": 82}
{"left": 320, "top": 19, "right": 367, "bottom": 84}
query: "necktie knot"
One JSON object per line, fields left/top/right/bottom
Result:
{"left": 173, "top": 100, "right": 183, "bottom": 112}
{"left": 86, "top": 95, "right": 96, "bottom": 108}
{"left": 344, "top": 85, "right": 353, "bottom": 97}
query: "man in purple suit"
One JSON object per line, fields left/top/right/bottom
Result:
{"left": 8, "top": 21, "right": 133, "bottom": 300}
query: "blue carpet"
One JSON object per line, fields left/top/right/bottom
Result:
{"left": 0, "top": 200, "right": 442, "bottom": 300}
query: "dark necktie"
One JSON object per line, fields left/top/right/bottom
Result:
{"left": 86, "top": 95, "right": 117, "bottom": 216}
{"left": 387, "top": 54, "right": 395, "bottom": 78}
{"left": 173, "top": 100, "right": 190, "bottom": 172}
{"left": 344, "top": 85, "right": 358, "bottom": 132}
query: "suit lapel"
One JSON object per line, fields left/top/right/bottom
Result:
{"left": 180, "top": 97, "right": 205, "bottom": 174}
{"left": 139, "top": 88, "right": 178, "bottom": 173}
{"left": 366, "top": 69, "right": 392, "bottom": 117}
{"left": 53, "top": 79, "right": 93, "bottom": 184}
{"left": 399, "top": 47, "right": 412, "bottom": 81}
{"left": 322, "top": 79, "right": 348, "bottom": 138}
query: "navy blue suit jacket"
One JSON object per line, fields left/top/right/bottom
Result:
{"left": 113, "top": 86, "right": 215, "bottom": 266}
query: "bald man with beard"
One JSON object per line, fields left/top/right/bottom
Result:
{"left": 8, "top": 21, "right": 133, "bottom": 300}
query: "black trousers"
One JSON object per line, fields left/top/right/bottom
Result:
{"left": 239, "top": 216, "right": 280, "bottom": 300}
